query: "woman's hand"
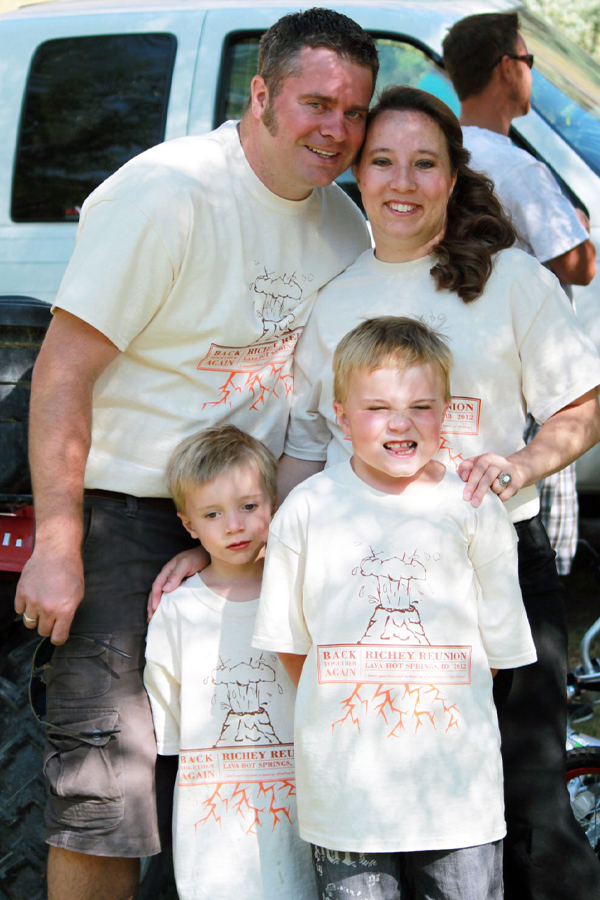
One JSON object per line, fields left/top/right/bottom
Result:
{"left": 147, "top": 545, "right": 210, "bottom": 621}
{"left": 457, "top": 453, "right": 525, "bottom": 507}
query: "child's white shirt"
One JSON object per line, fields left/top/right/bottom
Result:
{"left": 144, "top": 575, "right": 315, "bottom": 900}
{"left": 253, "top": 463, "right": 537, "bottom": 853}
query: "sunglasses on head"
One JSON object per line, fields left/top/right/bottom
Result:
{"left": 29, "top": 635, "right": 131, "bottom": 742}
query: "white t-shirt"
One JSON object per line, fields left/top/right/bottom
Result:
{"left": 54, "top": 122, "right": 370, "bottom": 496}
{"left": 253, "top": 463, "right": 536, "bottom": 853}
{"left": 463, "top": 126, "right": 588, "bottom": 264}
{"left": 284, "top": 247, "right": 600, "bottom": 522}
{"left": 144, "top": 575, "right": 314, "bottom": 900}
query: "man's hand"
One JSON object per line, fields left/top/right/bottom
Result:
{"left": 458, "top": 453, "right": 525, "bottom": 507}
{"left": 14, "top": 309, "right": 121, "bottom": 644}
{"left": 147, "top": 545, "right": 210, "bottom": 621}
{"left": 15, "top": 550, "right": 84, "bottom": 645}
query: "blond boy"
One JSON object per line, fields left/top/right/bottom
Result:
{"left": 144, "top": 424, "right": 314, "bottom": 900}
{"left": 253, "top": 318, "right": 536, "bottom": 900}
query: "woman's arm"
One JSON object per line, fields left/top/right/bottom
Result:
{"left": 458, "top": 388, "right": 600, "bottom": 507}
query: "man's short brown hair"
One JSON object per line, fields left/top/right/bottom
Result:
{"left": 257, "top": 7, "right": 379, "bottom": 102}
{"left": 442, "top": 12, "right": 520, "bottom": 101}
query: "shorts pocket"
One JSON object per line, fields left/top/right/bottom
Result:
{"left": 46, "top": 634, "right": 113, "bottom": 700}
{"left": 43, "top": 708, "right": 124, "bottom": 830}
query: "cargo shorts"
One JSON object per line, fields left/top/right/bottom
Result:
{"left": 43, "top": 491, "right": 196, "bottom": 857}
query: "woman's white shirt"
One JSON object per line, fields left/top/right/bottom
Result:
{"left": 284, "top": 247, "right": 600, "bottom": 522}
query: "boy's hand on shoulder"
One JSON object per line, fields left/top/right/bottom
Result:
{"left": 147, "top": 545, "right": 210, "bottom": 621}
{"left": 458, "top": 453, "right": 524, "bottom": 508}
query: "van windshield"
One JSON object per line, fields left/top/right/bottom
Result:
{"left": 521, "top": 9, "right": 600, "bottom": 177}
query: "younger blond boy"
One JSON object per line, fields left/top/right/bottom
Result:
{"left": 253, "top": 317, "right": 536, "bottom": 900}
{"left": 144, "top": 424, "right": 315, "bottom": 900}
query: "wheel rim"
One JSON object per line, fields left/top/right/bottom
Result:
{"left": 567, "top": 754, "right": 600, "bottom": 859}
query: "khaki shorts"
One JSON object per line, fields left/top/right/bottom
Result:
{"left": 43, "top": 493, "right": 196, "bottom": 857}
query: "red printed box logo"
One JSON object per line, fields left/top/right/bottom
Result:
{"left": 178, "top": 743, "right": 295, "bottom": 786}
{"left": 442, "top": 397, "right": 481, "bottom": 436}
{"left": 197, "top": 329, "right": 302, "bottom": 373}
{"left": 317, "top": 644, "right": 472, "bottom": 686}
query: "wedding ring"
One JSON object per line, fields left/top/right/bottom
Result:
{"left": 22, "top": 613, "right": 37, "bottom": 624}
{"left": 497, "top": 472, "right": 512, "bottom": 488}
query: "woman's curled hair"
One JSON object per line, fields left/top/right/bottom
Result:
{"left": 360, "top": 86, "right": 517, "bottom": 303}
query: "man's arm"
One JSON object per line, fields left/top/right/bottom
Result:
{"left": 14, "top": 309, "right": 120, "bottom": 644}
{"left": 548, "top": 209, "right": 596, "bottom": 286}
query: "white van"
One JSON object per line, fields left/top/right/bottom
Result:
{"left": 1, "top": 0, "right": 599, "bottom": 493}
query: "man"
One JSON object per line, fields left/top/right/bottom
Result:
{"left": 443, "top": 13, "right": 600, "bottom": 900}
{"left": 15, "top": 10, "right": 378, "bottom": 899}
{"left": 443, "top": 10, "right": 596, "bottom": 577}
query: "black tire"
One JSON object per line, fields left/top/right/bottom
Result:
{"left": 0, "top": 620, "right": 179, "bottom": 899}
{"left": 566, "top": 746, "right": 600, "bottom": 860}
{"left": 0, "top": 625, "right": 47, "bottom": 900}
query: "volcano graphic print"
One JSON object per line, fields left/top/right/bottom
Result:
{"left": 319, "top": 546, "right": 465, "bottom": 737}
{"left": 178, "top": 652, "right": 296, "bottom": 835}
{"left": 197, "top": 265, "right": 313, "bottom": 413}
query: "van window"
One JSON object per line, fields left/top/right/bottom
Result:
{"left": 217, "top": 34, "right": 260, "bottom": 125}
{"left": 12, "top": 33, "right": 176, "bottom": 223}
{"left": 216, "top": 33, "right": 458, "bottom": 128}
{"left": 375, "top": 38, "right": 459, "bottom": 114}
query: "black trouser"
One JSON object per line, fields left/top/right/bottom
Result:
{"left": 44, "top": 492, "right": 197, "bottom": 855}
{"left": 496, "top": 514, "right": 600, "bottom": 899}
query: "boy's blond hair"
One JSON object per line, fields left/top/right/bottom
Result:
{"left": 167, "top": 424, "right": 278, "bottom": 514}
{"left": 333, "top": 316, "right": 453, "bottom": 403}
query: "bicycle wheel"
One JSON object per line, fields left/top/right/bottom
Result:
{"left": 566, "top": 746, "right": 600, "bottom": 859}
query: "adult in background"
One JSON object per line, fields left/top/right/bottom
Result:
{"left": 14, "top": 10, "right": 378, "bottom": 900}
{"left": 282, "top": 87, "right": 600, "bottom": 900}
{"left": 442, "top": 11, "right": 596, "bottom": 577}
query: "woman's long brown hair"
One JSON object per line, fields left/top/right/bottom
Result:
{"left": 356, "top": 85, "right": 517, "bottom": 303}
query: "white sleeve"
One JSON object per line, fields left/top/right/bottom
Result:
{"left": 53, "top": 197, "right": 176, "bottom": 351}
{"left": 144, "top": 599, "right": 182, "bottom": 755}
{"left": 284, "top": 298, "right": 334, "bottom": 462}
{"left": 516, "top": 269, "right": 600, "bottom": 423}
{"left": 501, "top": 160, "right": 587, "bottom": 263}
{"left": 469, "top": 495, "right": 537, "bottom": 669}
{"left": 253, "top": 503, "right": 312, "bottom": 654}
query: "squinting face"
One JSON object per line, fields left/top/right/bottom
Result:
{"left": 179, "top": 462, "right": 272, "bottom": 568}
{"left": 252, "top": 46, "right": 373, "bottom": 200}
{"left": 333, "top": 364, "right": 449, "bottom": 493}
{"left": 354, "top": 110, "right": 457, "bottom": 263}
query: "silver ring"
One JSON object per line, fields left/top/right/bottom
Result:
{"left": 497, "top": 472, "right": 512, "bottom": 488}
{"left": 22, "top": 613, "right": 37, "bottom": 624}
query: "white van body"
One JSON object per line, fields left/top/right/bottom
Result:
{"left": 1, "top": 0, "right": 599, "bottom": 489}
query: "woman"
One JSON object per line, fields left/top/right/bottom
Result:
{"left": 282, "top": 86, "right": 600, "bottom": 900}
{"left": 155, "top": 87, "right": 600, "bottom": 897}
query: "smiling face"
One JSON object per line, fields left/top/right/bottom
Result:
{"left": 179, "top": 462, "right": 272, "bottom": 571}
{"left": 354, "top": 109, "right": 457, "bottom": 262}
{"left": 249, "top": 46, "right": 373, "bottom": 200}
{"left": 333, "top": 363, "right": 449, "bottom": 493}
